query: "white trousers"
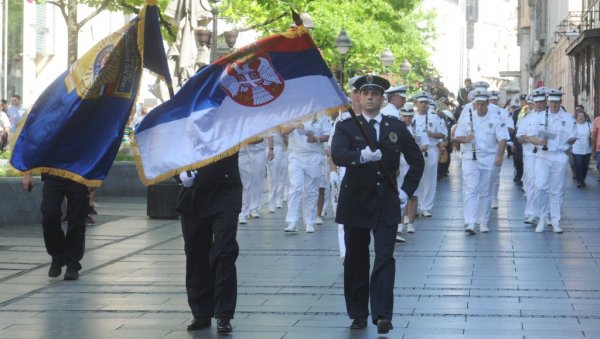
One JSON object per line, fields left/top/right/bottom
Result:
{"left": 415, "top": 147, "right": 439, "bottom": 211}
{"left": 239, "top": 146, "right": 267, "bottom": 218}
{"left": 532, "top": 152, "right": 568, "bottom": 226}
{"left": 320, "top": 154, "right": 331, "bottom": 214}
{"left": 522, "top": 153, "right": 537, "bottom": 217}
{"left": 461, "top": 154, "right": 495, "bottom": 225}
{"left": 267, "top": 145, "right": 287, "bottom": 211}
{"left": 285, "top": 152, "right": 322, "bottom": 226}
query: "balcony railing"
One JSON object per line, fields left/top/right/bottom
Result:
{"left": 581, "top": 0, "right": 600, "bottom": 31}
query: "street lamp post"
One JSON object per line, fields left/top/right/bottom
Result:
{"left": 334, "top": 29, "right": 352, "bottom": 91}
{"left": 199, "top": 0, "right": 234, "bottom": 62}
{"left": 399, "top": 58, "right": 412, "bottom": 84}
{"left": 379, "top": 48, "right": 395, "bottom": 76}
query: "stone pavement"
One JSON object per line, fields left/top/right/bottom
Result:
{"left": 1, "top": 157, "right": 600, "bottom": 339}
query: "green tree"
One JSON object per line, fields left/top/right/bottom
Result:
{"left": 222, "top": 0, "right": 436, "bottom": 86}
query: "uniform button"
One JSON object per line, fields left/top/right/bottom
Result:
{"left": 376, "top": 182, "right": 381, "bottom": 186}
{"left": 351, "top": 161, "right": 356, "bottom": 165}
{"left": 377, "top": 171, "right": 381, "bottom": 175}
{"left": 225, "top": 174, "right": 229, "bottom": 178}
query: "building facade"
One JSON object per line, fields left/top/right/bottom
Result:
{"left": 566, "top": 0, "right": 600, "bottom": 117}
{"left": 519, "top": 0, "right": 583, "bottom": 112}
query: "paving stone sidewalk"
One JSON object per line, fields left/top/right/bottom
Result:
{"left": 1, "top": 158, "right": 600, "bottom": 339}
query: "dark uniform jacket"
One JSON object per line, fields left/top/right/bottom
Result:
{"left": 176, "top": 153, "right": 242, "bottom": 218}
{"left": 331, "top": 114, "right": 424, "bottom": 229}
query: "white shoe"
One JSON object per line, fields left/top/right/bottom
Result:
{"left": 552, "top": 224, "right": 563, "bottom": 233}
{"left": 306, "top": 224, "right": 315, "bottom": 233}
{"left": 535, "top": 219, "right": 544, "bottom": 233}
{"left": 395, "top": 233, "right": 407, "bottom": 243}
{"left": 238, "top": 217, "right": 247, "bottom": 224}
{"left": 320, "top": 211, "right": 327, "bottom": 217}
{"left": 276, "top": 204, "right": 283, "bottom": 209}
{"left": 524, "top": 216, "right": 535, "bottom": 224}
{"left": 479, "top": 224, "right": 489, "bottom": 233}
{"left": 284, "top": 224, "right": 298, "bottom": 232}
{"left": 316, "top": 217, "right": 323, "bottom": 225}
{"left": 422, "top": 210, "right": 432, "bottom": 217}
{"left": 465, "top": 224, "right": 476, "bottom": 234}
{"left": 250, "top": 211, "right": 260, "bottom": 218}
{"left": 403, "top": 215, "right": 410, "bottom": 225}
{"left": 406, "top": 223, "right": 415, "bottom": 233}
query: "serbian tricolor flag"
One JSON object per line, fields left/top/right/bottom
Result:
{"left": 135, "top": 26, "right": 348, "bottom": 185}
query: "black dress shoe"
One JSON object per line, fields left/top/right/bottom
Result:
{"left": 187, "top": 317, "right": 211, "bottom": 330}
{"left": 63, "top": 267, "right": 79, "bottom": 281}
{"left": 48, "top": 264, "right": 62, "bottom": 278}
{"left": 217, "top": 317, "right": 232, "bottom": 333}
{"left": 350, "top": 317, "right": 367, "bottom": 329}
{"left": 376, "top": 318, "right": 393, "bottom": 334}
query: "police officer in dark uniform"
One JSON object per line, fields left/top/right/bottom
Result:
{"left": 331, "top": 75, "right": 424, "bottom": 334}
{"left": 176, "top": 153, "right": 242, "bottom": 334}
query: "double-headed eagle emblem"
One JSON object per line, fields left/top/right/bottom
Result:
{"left": 220, "top": 56, "right": 285, "bottom": 107}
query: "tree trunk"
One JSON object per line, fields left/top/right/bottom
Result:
{"left": 67, "top": 0, "right": 78, "bottom": 65}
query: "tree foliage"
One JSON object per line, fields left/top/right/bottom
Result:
{"left": 222, "top": 0, "right": 436, "bottom": 85}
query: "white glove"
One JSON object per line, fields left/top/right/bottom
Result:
{"left": 329, "top": 171, "right": 339, "bottom": 187}
{"left": 179, "top": 171, "right": 195, "bottom": 188}
{"left": 399, "top": 189, "right": 408, "bottom": 210}
{"left": 360, "top": 147, "right": 382, "bottom": 163}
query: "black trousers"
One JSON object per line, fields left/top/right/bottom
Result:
{"left": 181, "top": 211, "right": 239, "bottom": 319}
{"left": 512, "top": 142, "right": 523, "bottom": 182}
{"left": 344, "top": 224, "right": 397, "bottom": 324}
{"left": 41, "top": 177, "right": 88, "bottom": 270}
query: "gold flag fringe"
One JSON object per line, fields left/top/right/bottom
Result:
{"left": 134, "top": 103, "right": 348, "bottom": 186}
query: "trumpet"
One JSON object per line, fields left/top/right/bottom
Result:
{"left": 469, "top": 107, "right": 477, "bottom": 160}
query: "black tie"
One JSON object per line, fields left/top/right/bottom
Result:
{"left": 368, "top": 119, "right": 377, "bottom": 143}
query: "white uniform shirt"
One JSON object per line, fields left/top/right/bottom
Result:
{"left": 490, "top": 104, "right": 515, "bottom": 130}
{"left": 571, "top": 122, "right": 592, "bottom": 155}
{"left": 527, "top": 108, "right": 576, "bottom": 153}
{"left": 413, "top": 111, "right": 447, "bottom": 146}
{"left": 380, "top": 103, "right": 400, "bottom": 119}
{"left": 0, "top": 111, "right": 10, "bottom": 131}
{"left": 455, "top": 109, "right": 509, "bottom": 156}
{"left": 516, "top": 110, "right": 539, "bottom": 154}
{"left": 288, "top": 115, "right": 332, "bottom": 153}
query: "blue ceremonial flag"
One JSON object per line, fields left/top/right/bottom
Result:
{"left": 10, "top": 1, "right": 171, "bottom": 187}
{"left": 135, "top": 26, "right": 348, "bottom": 185}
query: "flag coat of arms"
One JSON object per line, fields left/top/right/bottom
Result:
{"left": 135, "top": 26, "right": 348, "bottom": 185}
{"left": 10, "top": 2, "right": 171, "bottom": 187}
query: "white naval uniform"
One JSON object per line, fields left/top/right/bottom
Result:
{"left": 329, "top": 111, "right": 351, "bottom": 258}
{"left": 490, "top": 105, "right": 515, "bottom": 207}
{"left": 528, "top": 108, "right": 576, "bottom": 228}
{"left": 399, "top": 121, "right": 429, "bottom": 195}
{"left": 285, "top": 116, "right": 332, "bottom": 228}
{"left": 412, "top": 111, "right": 447, "bottom": 212}
{"left": 267, "top": 132, "right": 288, "bottom": 211}
{"left": 515, "top": 110, "right": 539, "bottom": 219}
{"left": 455, "top": 109, "right": 509, "bottom": 226}
{"left": 381, "top": 103, "right": 400, "bottom": 119}
{"left": 239, "top": 140, "right": 267, "bottom": 219}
